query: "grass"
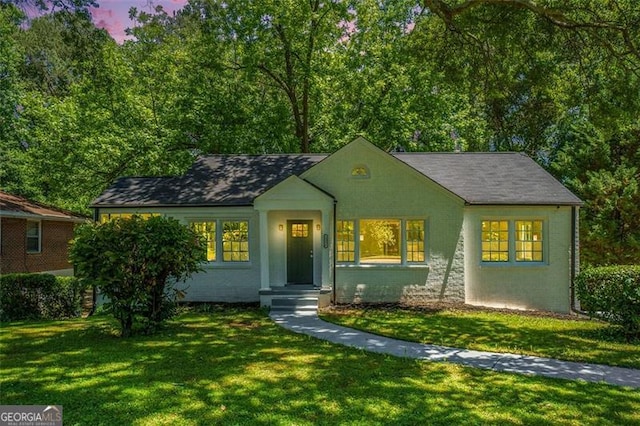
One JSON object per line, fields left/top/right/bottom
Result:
{"left": 0, "top": 307, "right": 638, "bottom": 425}
{"left": 319, "top": 305, "right": 640, "bottom": 369}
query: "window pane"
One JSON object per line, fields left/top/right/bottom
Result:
{"left": 481, "top": 220, "right": 509, "bottom": 262}
{"left": 190, "top": 221, "right": 216, "bottom": 261}
{"left": 360, "top": 219, "right": 401, "bottom": 264}
{"left": 223, "top": 221, "right": 249, "bottom": 262}
{"left": 515, "top": 220, "right": 543, "bottom": 262}
{"left": 406, "top": 220, "right": 425, "bottom": 262}
{"left": 336, "top": 220, "right": 355, "bottom": 262}
{"left": 26, "top": 221, "right": 40, "bottom": 252}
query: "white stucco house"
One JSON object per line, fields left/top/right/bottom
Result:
{"left": 91, "top": 137, "right": 582, "bottom": 313}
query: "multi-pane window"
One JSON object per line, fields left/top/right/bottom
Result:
{"left": 26, "top": 220, "right": 41, "bottom": 253}
{"left": 223, "top": 221, "right": 249, "bottom": 262}
{"left": 481, "top": 220, "right": 509, "bottom": 262}
{"left": 336, "top": 221, "right": 355, "bottom": 262}
{"left": 190, "top": 221, "right": 216, "bottom": 261}
{"left": 406, "top": 220, "right": 425, "bottom": 262}
{"left": 337, "top": 219, "right": 426, "bottom": 264}
{"left": 291, "top": 223, "right": 309, "bottom": 238}
{"left": 516, "top": 220, "right": 543, "bottom": 262}
{"left": 99, "top": 213, "right": 158, "bottom": 223}
{"left": 481, "top": 219, "right": 545, "bottom": 264}
{"left": 359, "top": 219, "right": 401, "bottom": 264}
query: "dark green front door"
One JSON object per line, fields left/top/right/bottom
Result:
{"left": 287, "top": 220, "right": 313, "bottom": 284}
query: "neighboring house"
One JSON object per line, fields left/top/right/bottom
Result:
{"left": 91, "top": 137, "right": 582, "bottom": 313}
{"left": 0, "top": 191, "right": 87, "bottom": 275}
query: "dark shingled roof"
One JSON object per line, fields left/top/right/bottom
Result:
{"left": 394, "top": 152, "right": 582, "bottom": 205}
{"left": 92, "top": 151, "right": 581, "bottom": 208}
{"left": 91, "top": 154, "right": 327, "bottom": 207}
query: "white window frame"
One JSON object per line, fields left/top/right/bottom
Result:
{"left": 26, "top": 220, "right": 42, "bottom": 253}
{"left": 480, "top": 218, "right": 547, "bottom": 266}
{"left": 336, "top": 218, "right": 428, "bottom": 266}
{"left": 186, "top": 218, "right": 252, "bottom": 265}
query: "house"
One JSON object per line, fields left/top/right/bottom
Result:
{"left": 0, "top": 191, "right": 87, "bottom": 275}
{"left": 91, "top": 137, "right": 582, "bottom": 313}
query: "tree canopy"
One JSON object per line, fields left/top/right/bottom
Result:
{"left": 2, "top": 0, "right": 638, "bottom": 265}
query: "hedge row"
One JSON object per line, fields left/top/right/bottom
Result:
{"left": 576, "top": 265, "right": 640, "bottom": 338}
{"left": 0, "top": 273, "right": 88, "bottom": 321}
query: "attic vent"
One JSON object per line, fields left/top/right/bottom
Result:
{"left": 351, "top": 165, "right": 370, "bottom": 178}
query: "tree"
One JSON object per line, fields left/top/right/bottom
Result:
{"left": 70, "top": 216, "right": 205, "bottom": 336}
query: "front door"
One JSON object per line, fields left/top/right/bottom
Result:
{"left": 287, "top": 220, "right": 313, "bottom": 284}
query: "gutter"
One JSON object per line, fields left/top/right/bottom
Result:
{"left": 332, "top": 199, "right": 337, "bottom": 305}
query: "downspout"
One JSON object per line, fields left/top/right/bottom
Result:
{"left": 570, "top": 206, "right": 581, "bottom": 314}
{"left": 88, "top": 207, "right": 99, "bottom": 316}
{"left": 332, "top": 199, "right": 337, "bottom": 305}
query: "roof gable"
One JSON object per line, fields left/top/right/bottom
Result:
{"left": 92, "top": 137, "right": 581, "bottom": 208}
{"left": 0, "top": 191, "right": 87, "bottom": 221}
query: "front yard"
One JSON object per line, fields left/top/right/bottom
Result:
{"left": 319, "top": 304, "right": 640, "bottom": 369}
{"left": 1, "top": 307, "right": 639, "bottom": 425}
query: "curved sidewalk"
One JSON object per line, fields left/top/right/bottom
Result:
{"left": 270, "top": 312, "right": 640, "bottom": 388}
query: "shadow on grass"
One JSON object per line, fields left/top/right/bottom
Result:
{"left": 320, "top": 306, "right": 640, "bottom": 369}
{"left": 1, "top": 309, "right": 639, "bottom": 425}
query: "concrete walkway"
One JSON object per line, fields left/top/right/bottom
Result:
{"left": 270, "top": 312, "right": 640, "bottom": 389}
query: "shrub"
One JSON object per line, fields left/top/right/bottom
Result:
{"left": 0, "top": 274, "right": 87, "bottom": 321}
{"left": 575, "top": 265, "right": 640, "bottom": 339}
{"left": 70, "top": 215, "right": 205, "bottom": 337}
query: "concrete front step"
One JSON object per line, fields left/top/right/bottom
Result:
{"left": 270, "top": 297, "right": 319, "bottom": 312}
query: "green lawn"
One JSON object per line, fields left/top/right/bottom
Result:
{"left": 1, "top": 308, "right": 639, "bottom": 425}
{"left": 319, "top": 305, "right": 640, "bottom": 369}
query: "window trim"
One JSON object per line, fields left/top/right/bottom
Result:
{"left": 336, "top": 218, "right": 427, "bottom": 266}
{"left": 480, "top": 218, "right": 547, "bottom": 266}
{"left": 26, "top": 220, "right": 42, "bottom": 254}
{"left": 187, "top": 218, "right": 252, "bottom": 265}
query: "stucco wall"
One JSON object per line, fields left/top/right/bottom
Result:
{"left": 96, "top": 206, "right": 261, "bottom": 303}
{"left": 463, "top": 206, "right": 574, "bottom": 313}
{"left": 303, "top": 139, "right": 466, "bottom": 304}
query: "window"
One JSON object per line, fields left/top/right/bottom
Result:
{"left": 516, "top": 220, "right": 543, "bottom": 262}
{"left": 100, "top": 213, "right": 158, "bottom": 223}
{"left": 351, "top": 165, "right": 370, "bottom": 178}
{"left": 481, "top": 219, "right": 545, "bottom": 264}
{"left": 481, "top": 220, "right": 509, "bottom": 262}
{"left": 291, "top": 223, "right": 309, "bottom": 238}
{"left": 190, "top": 221, "right": 216, "bottom": 261}
{"left": 360, "top": 219, "right": 401, "bottom": 264}
{"left": 337, "top": 219, "right": 426, "bottom": 265}
{"left": 223, "top": 221, "right": 249, "bottom": 262}
{"left": 406, "top": 220, "right": 425, "bottom": 262}
{"left": 26, "top": 220, "right": 41, "bottom": 253}
{"left": 336, "top": 221, "right": 355, "bottom": 262}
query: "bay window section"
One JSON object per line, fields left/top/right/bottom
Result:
{"left": 359, "top": 219, "right": 401, "bottom": 264}
{"left": 223, "top": 221, "right": 249, "bottom": 262}
{"left": 516, "top": 220, "right": 543, "bottom": 262}
{"left": 481, "top": 220, "right": 509, "bottom": 262}
{"left": 190, "top": 221, "right": 216, "bottom": 261}
{"left": 406, "top": 220, "right": 425, "bottom": 262}
{"left": 336, "top": 220, "right": 355, "bottom": 262}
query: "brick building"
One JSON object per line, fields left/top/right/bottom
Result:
{"left": 0, "top": 191, "right": 87, "bottom": 275}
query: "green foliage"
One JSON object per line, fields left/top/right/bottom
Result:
{"left": 576, "top": 266, "right": 640, "bottom": 339}
{"left": 0, "top": 273, "right": 86, "bottom": 321}
{"left": 69, "top": 216, "right": 205, "bottom": 336}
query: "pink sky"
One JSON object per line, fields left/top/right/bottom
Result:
{"left": 90, "top": 0, "right": 187, "bottom": 43}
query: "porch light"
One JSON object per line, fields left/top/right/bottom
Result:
{"left": 316, "top": 223, "right": 321, "bottom": 231}
{"left": 278, "top": 224, "right": 284, "bottom": 231}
